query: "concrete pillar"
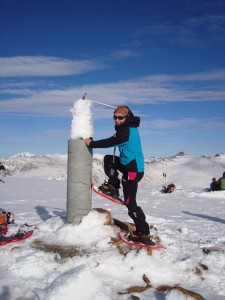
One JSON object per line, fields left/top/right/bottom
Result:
{"left": 67, "top": 139, "right": 93, "bottom": 224}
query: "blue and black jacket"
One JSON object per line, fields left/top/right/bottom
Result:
{"left": 88, "top": 111, "right": 144, "bottom": 173}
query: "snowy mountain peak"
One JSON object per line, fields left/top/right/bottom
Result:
{"left": 10, "top": 152, "right": 36, "bottom": 159}
{"left": 1, "top": 152, "right": 225, "bottom": 188}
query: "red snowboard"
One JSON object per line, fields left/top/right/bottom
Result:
{"left": 119, "top": 232, "right": 166, "bottom": 251}
{"left": 0, "top": 230, "right": 34, "bottom": 246}
{"left": 92, "top": 184, "right": 125, "bottom": 205}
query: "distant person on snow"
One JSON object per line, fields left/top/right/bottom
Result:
{"left": 0, "top": 163, "right": 6, "bottom": 183}
{"left": 85, "top": 106, "right": 155, "bottom": 246}
{"left": 162, "top": 183, "right": 175, "bottom": 193}
{"left": 210, "top": 177, "right": 219, "bottom": 191}
{"left": 217, "top": 172, "right": 225, "bottom": 190}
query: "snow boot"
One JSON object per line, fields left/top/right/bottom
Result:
{"left": 127, "top": 231, "right": 156, "bottom": 246}
{"left": 98, "top": 182, "right": 120, "bottom": 199}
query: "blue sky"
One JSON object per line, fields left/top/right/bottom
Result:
{"left": 0, "top": 0, "right": 225, "bottom": 158}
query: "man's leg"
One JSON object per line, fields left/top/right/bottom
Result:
{"left": 122, "top": 172, "right": 150, "bottom": 235}
{"left": 0, "top": 171, "right": 4, "bottom": 183}
{"left": 103, "top": 155, "right": 120, "bottom": 189}
{"left": 98, "top": 155, "right": 121, "bottom": 198}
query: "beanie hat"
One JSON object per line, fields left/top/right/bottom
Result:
{"left": 114, "top": 106, "right": 130, "bottom": 117}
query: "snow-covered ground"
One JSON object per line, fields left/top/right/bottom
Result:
{"left": 1, "top": 153, "right": 225, "bottom": 300}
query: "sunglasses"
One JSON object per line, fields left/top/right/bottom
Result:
{"left": 113, "top": 115, "right": 125, "bottom": 120}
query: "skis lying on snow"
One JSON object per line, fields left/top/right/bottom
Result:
{"left": 118, "top": 232, "right": 166, "bottom": 251}
{"left": 0, "top": 229, "right": 33, "bottom": 246}
{"left": 92, "top": 184, "right": 125, "bottom": 205}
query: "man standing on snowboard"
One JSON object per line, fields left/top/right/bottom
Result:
{"left": 85, "top": 106, "right": 155, "bottom": 246}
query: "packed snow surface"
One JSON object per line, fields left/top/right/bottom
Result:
{"left": 1, "top": 152, "right": 225, "bottom": 300}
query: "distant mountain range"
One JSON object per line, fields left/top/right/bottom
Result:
{"left": 1, "top": 151, "right": 225, "bottom": 188}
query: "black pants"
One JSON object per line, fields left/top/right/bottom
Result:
{"left": 104, "top": 155, "right": 149, "bottom": 235}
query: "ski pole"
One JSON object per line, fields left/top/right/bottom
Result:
{"left": 82, "top": 93, "right": 117, "bottom": 109}
{"left": 163, "top": 173, "right": 167, "bottom": 185}
{"left": 91, "top": 100, "right": 117, "bottom": 109}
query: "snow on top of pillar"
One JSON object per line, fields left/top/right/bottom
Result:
{"left": 70, "top": 99, "right": 94, "bottom": 140}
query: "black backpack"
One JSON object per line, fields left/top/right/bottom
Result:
{"left": 0, "top": 165, "right": 5, "bottom": 171}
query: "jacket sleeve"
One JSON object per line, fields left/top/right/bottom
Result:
{"left": 88, "top": 127, "right": 130, "bottom": 148}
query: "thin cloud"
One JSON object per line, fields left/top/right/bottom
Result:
{"left": 0, "top": 56, "right": 103, "bottom": 77}
{"left": 133, "top": 13, "right": 225, "bottom": 47}
{"left": 144, "top": 117, "right": 225, "bottom": 130}
{"left": 147, "top": 118, "right": 199, "bottom": 129}
{"left": 0, "top": 69, "right": 225, "bottom": 117}
{"left": 110, "top": 49, "right": 140, "bottom": 59}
